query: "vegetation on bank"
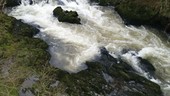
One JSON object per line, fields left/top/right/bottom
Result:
{"left": 0, "top": 13, "right": 64, "bottom": 96}
{"left": 91, "top": 0, "right": 170, "bottom": 34}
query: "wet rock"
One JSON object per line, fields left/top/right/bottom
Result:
{"left": 98, "top": 47, "right": 117, "bottom": 66}
{"left": 53, "top": 7, "right": 81, "bottom": 24}
{"left": 137, "top": 57, "right": 155, "bottom": 72}
{"left": 57, "top": 61, "right": 162, "bottom": 96}
{"left": 121, "top": 49, "right": 156, "bottom": 78}
{"left": 98, "top": 47, "right": 134, "bottom": 72}
{"left": 137, "top": 57, "right": 156, "bottom": 79}
{"left": 5, "top": 0, "right": 21, "bottom": 7}
{"left": 55, "top": 49, "right": 162, "bottom": 96}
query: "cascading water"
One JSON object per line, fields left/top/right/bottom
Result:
{"left": 7, "top": 0, "right": 170, "bottom": 95}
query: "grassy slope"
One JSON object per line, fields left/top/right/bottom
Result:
{"left": 0, "top": 13, "right": 66, "bottom": 96}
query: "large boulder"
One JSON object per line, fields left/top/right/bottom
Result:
{"left": 53, "top": 7, "right": 81, "bottom": 24}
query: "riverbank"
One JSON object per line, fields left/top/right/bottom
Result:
{"left": 0, "top": 12, "right": 51, "bottom": 95}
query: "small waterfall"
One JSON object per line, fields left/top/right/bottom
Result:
{"left": 8, "top": 0, "right": 170, "bottom": 95}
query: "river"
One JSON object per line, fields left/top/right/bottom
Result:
{"left": 7, "top": 0, "right": 170, "bottom": 95}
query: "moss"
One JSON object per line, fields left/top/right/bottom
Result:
{"left": 53, "top": 7, "right": 81, "bottom": 24}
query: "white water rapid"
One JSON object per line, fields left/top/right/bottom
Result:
{"left": 7, "top": 0, "right": 170, "bottom": 95}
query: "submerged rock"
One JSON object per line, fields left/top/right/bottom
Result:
{"left": 53, "top": 7, "right": 81, "bottom": 24}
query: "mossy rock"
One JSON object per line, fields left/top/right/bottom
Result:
{"left": 53, "top": 7, "right": 81, "bottom": 24}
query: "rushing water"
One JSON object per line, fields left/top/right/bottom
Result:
{"left": 7, "top": 0, "right": 170, "bottom": 95}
